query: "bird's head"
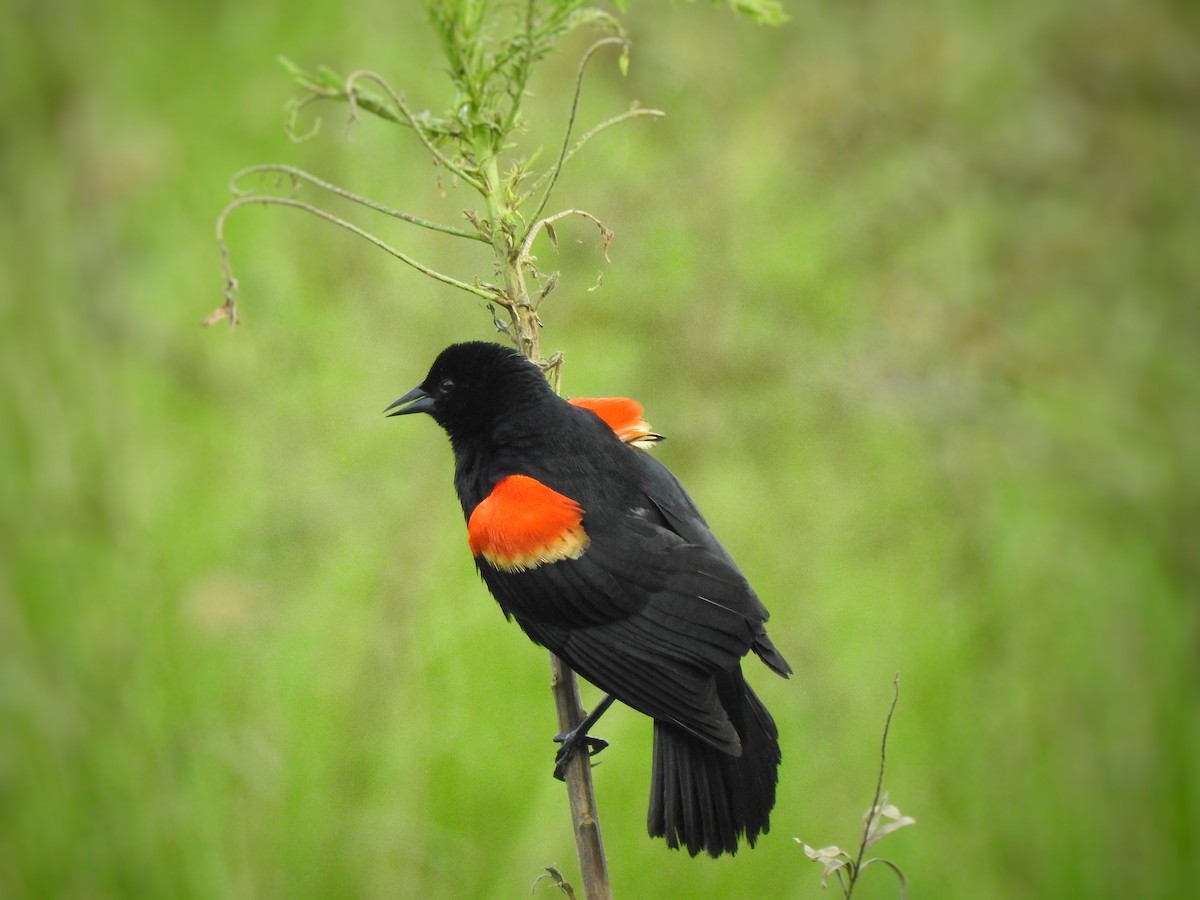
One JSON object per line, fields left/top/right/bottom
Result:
{"left": 386, "top": 342, "right": 550, "bottom": 444}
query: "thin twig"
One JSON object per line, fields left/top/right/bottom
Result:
{"left": 343, "top": 69, "right": 486, "bottom": 193}
{"left": 214, "top": 195, "right": 497, "bottom": 301}
{"left": 229, "top": 164, "right": 490, "bottom": 243}
{"left": 280, "top": 57, "right": 408, "bottom": 129}
{"left": 848, "top": 673, "right": 902, "bottom": 897}
{"left": 524, "top": 108, "right": 665, "bottom": 208}
{"left": 859, "top": 858, "right": 909, "bottom": 898}
{"left": 527, "top": 36, "right": 628, "bottom": 230}
{"left": 519, "top": 208, "right": 613, "bottom": 267}
{"left": 502, "top": 274, "right": 610, "bottom": 897}
{"left": 559, "top": 107, "right": 665, "bottom": 169}
{"left": 548, "top": 654, "right": 613, "bottom": 900}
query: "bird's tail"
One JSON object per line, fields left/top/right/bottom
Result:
{"left": 647, "top": 669, "right": 781, "bottom": 857}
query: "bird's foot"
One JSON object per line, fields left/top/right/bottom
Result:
{"left": 552, "top": 726, "right": 609, "bottom": 781}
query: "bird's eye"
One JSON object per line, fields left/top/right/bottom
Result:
{"left": 438, "top": 377, "right": 455, "bottom": 395}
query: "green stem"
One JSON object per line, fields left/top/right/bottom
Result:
{"left": 215, "top": 195, "right": 495, "bottom": 301}
{"left": 477, "top": 130, "right": 611, "bottom": 900}
{"left": 480, "top": 154, "right": 541, "bottom": 361}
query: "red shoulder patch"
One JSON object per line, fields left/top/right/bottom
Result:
{"left": 468, "top": 475, "right": 590, "bottom": 572}
{"left": 569, "top": 397, "right": 662, "bottom": 448}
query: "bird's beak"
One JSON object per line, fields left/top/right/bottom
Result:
{"left": 384, "top": 385, "right": 435, "bottom": 417}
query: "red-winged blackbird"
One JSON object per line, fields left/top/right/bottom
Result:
{"left": 387, "top": 341, "right": 791, "bottom": 857}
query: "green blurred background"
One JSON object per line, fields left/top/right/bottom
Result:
{"left": 3, "top": 0, "right": 1197, "bottom": 897}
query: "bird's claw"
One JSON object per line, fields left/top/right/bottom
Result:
{"left": 552, "top": 729, "right": 609, "bottom": 781}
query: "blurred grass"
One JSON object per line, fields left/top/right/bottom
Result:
{"left": 1, "top": 0, "right": 1197, "bottom": 897}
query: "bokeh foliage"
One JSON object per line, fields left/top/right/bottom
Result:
{"left": 2, "top": 0, "right": 1197, "bottom": 897}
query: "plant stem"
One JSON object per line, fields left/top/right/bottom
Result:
{"left": 549, "top": 654, "right": 613, "bottom": 900}
{"left": 847, "top": 674, "right": 902, "bottom": 898}
{"left": 478, "top": 145, "right": 612, "bottom": 900}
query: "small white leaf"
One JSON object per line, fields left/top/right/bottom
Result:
{"left": 799, "top": 842, "right": 847, "bottom": 861}
{"left": 862, "top": 794, "right": 917, "bottom": 850}
{"left": 865, "top": 815, "right": 917, "bottom": 849}
{"left": 796, "top": 840, "right": 853, "bottom": 888}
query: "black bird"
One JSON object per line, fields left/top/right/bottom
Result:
{"left": 387, "top": 341, "right": 791, "bottom": 857}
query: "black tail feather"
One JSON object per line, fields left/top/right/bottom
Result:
{"left": 647, "top": 669, "right": 781, "bottom": 857}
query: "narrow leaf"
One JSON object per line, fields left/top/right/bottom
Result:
{"left": 796, "top": 841, "right": 854, "bottom": 888}
{"left": 862, "top": 793, "right": 917, "bottom": 850}
{"left": 865, "top": 814, "right": 917, "bottom": 849}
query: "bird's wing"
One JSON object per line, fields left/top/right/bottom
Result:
{"left": 633, "top": 451, "right": 793, "bottom": 678}
{"left": 480, "top": 514, "right": 766, "bottom": 752}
